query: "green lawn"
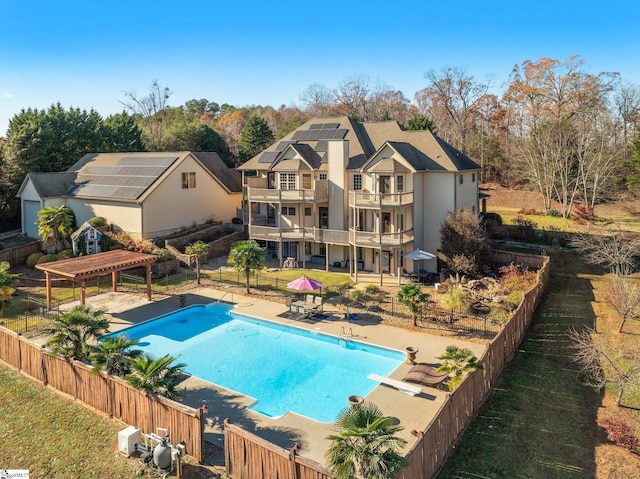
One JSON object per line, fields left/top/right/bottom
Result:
{"left": 437, "top": 251, "right": 600, "bottom": 478}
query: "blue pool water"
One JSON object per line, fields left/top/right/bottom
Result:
{"left": 107, "top": 303, "right": 404, "bottom": 423}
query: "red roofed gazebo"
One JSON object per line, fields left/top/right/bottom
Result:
{"left": 36, "top": 250, "right": 157, "bottom": 308}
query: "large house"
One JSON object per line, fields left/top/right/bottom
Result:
{"left": 17, "top": 151, "right": 242, "bottom": 239}
{"left": 237, "top": 117, "right": 481, "bottom": 278}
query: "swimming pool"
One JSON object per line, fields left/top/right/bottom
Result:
{"left": 107, "top": 302, "right": 404, "bottom": 422}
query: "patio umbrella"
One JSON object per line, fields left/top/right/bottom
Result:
{"left": 403, "top": 249, "right": 436, "bottom": 261}
{"left": 287, "top": 275, "right": 323, "bottom": 291}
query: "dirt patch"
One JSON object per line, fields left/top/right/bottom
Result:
{"left": 483, "top": 183, "right": 640, "bottom": 217}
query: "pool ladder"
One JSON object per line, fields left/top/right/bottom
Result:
{"left": 217, "top": 291, "right": 233, "bottom": 303}
{"left": 338, "top": 327, "right": 353, "bottom": 340}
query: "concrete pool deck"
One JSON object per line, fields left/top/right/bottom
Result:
{"left": 78, "top": 288, "right": 487, "bottom": 466}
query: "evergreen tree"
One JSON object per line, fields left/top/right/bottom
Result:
{"left": 238, "top": 116, "right": 274, "bottom": 161}
{"left": 406, "top": 114, "right": 436, "bottom": 132}
{"left": 101, "top": 113, "right": 145, "bottom": 152}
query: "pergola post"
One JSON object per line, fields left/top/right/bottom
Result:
{"left": 80, "top": 279, "right": 86, "bottom": 306}
{"left": 45, "top": 272, "right": 52, "bottom": 309}
{"left": 145, "top": 265, "right": 152, "bottom": 301}
{"left": 112, "top": 271, "right": 118, "bottom": 292}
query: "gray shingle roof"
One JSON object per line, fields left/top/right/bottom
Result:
{"left": 192, "top": 152, "right": 242, "bottom": 193}
{"left": 238, "top": 116, "right": 480, "bottom": 173}
{"left": 20, "top": 172, "right": 77, "bottom": 198}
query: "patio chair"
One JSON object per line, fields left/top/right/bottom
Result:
{"left": 402, "top": 364, "right": 449, "bottom": 388}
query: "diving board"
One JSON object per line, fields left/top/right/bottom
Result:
{"left": 367, "top": 373, "right": 422, "bottom": 396}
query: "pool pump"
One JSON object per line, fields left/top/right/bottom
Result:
{"left": 137, "top": 427, "right": 185, "bottom": 473}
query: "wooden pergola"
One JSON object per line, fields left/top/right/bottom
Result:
{"left": 36, "top": 250, "right": 158, "bottom": 308}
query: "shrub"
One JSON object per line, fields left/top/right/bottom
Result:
{"left": 364, "top": 284, "right": 380, "bottom": 295}
{"left": 440, "top": 287, "right": 471, "bottom": 314}
{"left": 540, "top": 225, "right": 566, "bottom": 245}
{"left": 87, "top": 216, "right": 107, "bottom": 228}
{"left": 37, "top": 254, "right": 58, "bottom": 264}
{"left": 152, "top": 248, "right": 176, "bottom": 262}
{"left": 489, "top": 306, "right": 511, "bottom": 324}
{"left": 573, "top": 204, "right": 594, "bottom": 221}
{"left": 349, "top": 289, "right": 366, "bottom": 303}
{"left": 545, "top": 209, "right": 561, "bottom": 217}
{"left": 481, "top": 212, "right": 503, "bottom": 226}
{"left": 109, "top": 232, "right": 154, "bottom": 253}
{"left": 56, "top": 249, "right": 74, "bottom": 260}
{"left": 518, "top": 208, "right": 541, "bottom": 215}
{"left": 26, "top": 253, "right": 44, "bottom": 268}
{"left": 507, "top": 290, "right": 523, "bottom": 307}
{"left": 598, "top": 416, "right": 638, "bottom": 452}
{"left": 231, "top": 217, "right": 243, "bottom": 225}
{"left": 439, "top": 209, "right": 492, "bottom": 276}
{"left": 510, "top": 216, "right": 537, "bottom": 242}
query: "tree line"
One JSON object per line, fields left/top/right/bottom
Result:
{"left": 2, "top": 54, "right": 640, "bottom": 230}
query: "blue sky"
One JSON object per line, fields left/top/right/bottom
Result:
{"left": 1, "top": 0, "right": 638, "bottom": 136}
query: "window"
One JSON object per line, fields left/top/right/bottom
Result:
{"left": 182, "top": 172, "right": 196, "bottom": 189}
{"left": 380, "top": 175, "right": 391, "bottom": 194}
{"left": 353, "top": 174, "right": 362, "bottom": 191}
{"left": 267, "top": 172, "right": 276, "bottom": 189}
{"left": 397, "top": 213, "right": 404, "bottom": 231}
{"left": 459, "top": 174, "right": 463, "bottom": 185}
{"left": 304, "top": 207, "right": 312, "bottom": 216}
{"left": 319, "top": 245, "right": 326, "bottom": 256}
{"left": 283, "top": 206, "right": 296, "bottom": 216}
{"left": 251, "top": 202, "right": 260, "bottom": 214}
{"left": 305, "top": 242, "right": 311, "bottom": 255}
{"left": 472, "top": 173, "right": 476, "bottom": 182}
{"left": 280, "top": 173, "right": 296, "bottom": 190}
{"left": 302, "top": 173, "right": 312, "bottom": 189}
{"left": 319, "top": 173, "right": 327, "bottom": 180}
{"left": 397, "top": 175, "right": 404, "bottom": 192}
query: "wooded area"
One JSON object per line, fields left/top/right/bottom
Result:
{"left": 2, "top": 54, "right": 639, "bottom": 229}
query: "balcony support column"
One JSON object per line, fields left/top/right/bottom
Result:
{"left": 325, "top": 242, "right": 329, "bottom": 272}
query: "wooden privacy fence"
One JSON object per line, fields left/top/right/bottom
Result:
{"left": 397, "top": 253, "right": 550, "bottom": 479}
{"left": 0, "top": 241, "right": 41, "bottom": 267}
{"left": 224, "top": 419, "right": 332, "bottom": 479}
{"left": 0, "top": 329, "right": 205, "bottom": 462}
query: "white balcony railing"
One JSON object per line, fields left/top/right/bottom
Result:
{"left": 248, "top": 224, "right": 412, "bottom": 248}
{"left": 248, "top": 225, "right": 349, "bottom": 245}
{"left": 349, "top": 190, "right": 414, "bottom": 208}
{"left": 247, "top": 180, "right": 328, "bottom": 203}
{"left": 349, "top": 228, "right": 414, "bottom": 247}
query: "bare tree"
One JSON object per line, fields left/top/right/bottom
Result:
{"left": 299, "top": 83, "right": 334, "bottom": 117}
{"left": 366, "top": 80, "right": 410, "bottom": 122}
{"left": 605, "top": 274, "right": 640, "bottom": 333}
{"left": 420, "top": 67, "right": 490, "bottom": 154}
{"left": 614, "top": 83, "right": 640, "bottom": 150}
{"left": 571, "top": 233, "right": 640, "bottom": 276}
{"left": 334, "top": 75, "right": 370, "bottom": 120}
{"left": 569, "top": 327, "right": 640, "bottom": 406}
{"left": 121, "top": 81, "right": 172, "bottom": 150}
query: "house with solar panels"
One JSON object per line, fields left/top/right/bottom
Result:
{"left": 237, "top": 117, "right": 481, "bottom": 278}
{"left": 17, "top": 151, "right": 242, "bottom": 239}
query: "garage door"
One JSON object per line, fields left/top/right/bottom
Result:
{"left": 23, "top": 200, "right": 41, "bottom": 238}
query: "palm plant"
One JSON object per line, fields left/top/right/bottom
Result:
{"left": 36, "top": 205, "right": 75, "bottom": 254}
{"left": 125, "top": 354, "right": 187, "bottom": 400}
{"left": 436, "top": 345, "right": 483, "bottom": 391}
{"left": 0, "top": 261, "right": 19, "bottom": 316}
{"left": 325, "top": 402, "right": 408, "bottom": 479}
{"left": 89, "top": 335, "right": 143, "bottom": 376}
{"left": 396, "top": 283, "right": 430, "bottom": 327}
{"left": 227, "top": 240, "right": 266, "bottom": 294}
{"left": 43, "top": 305, "right": 109, "bottom": 360}
{"left": 185, "top": 240, "right": 209, "bottom": 285}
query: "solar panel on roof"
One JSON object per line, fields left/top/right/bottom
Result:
{"left": 117, "top": 156, "right": 178, "bottom": 166}
{"left": 322, "top": 123, "right": 340, "bottom": 129}
{"left": 308, "top": 124, "right": 324, "bottom": 130}
{"left": 292, "top": 131, "right": 305, "bottom": 141}
{"left": 315, "top": 140, "right": 328, "bottom": 151}
{"left": 258, "top": 151, "right": 279, "bottom": 163}
{"left": 276, "top": 141, "right": 294, "bottom": 151}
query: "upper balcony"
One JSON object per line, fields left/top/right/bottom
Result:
{"left": 247, "top": 179, "right": 329, "bottom": 203}
{"left": 349, "top": 228, "right": 414, "bottom": 248}
{"left": 249, "top": 225, "right": 350, "bottom": 245}
{"left": 349, "top": 191, "right": 414, "bottom": 209}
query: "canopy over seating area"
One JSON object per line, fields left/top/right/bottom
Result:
{"left": 35, "top": 250, "right": 157, "bottom": 308}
